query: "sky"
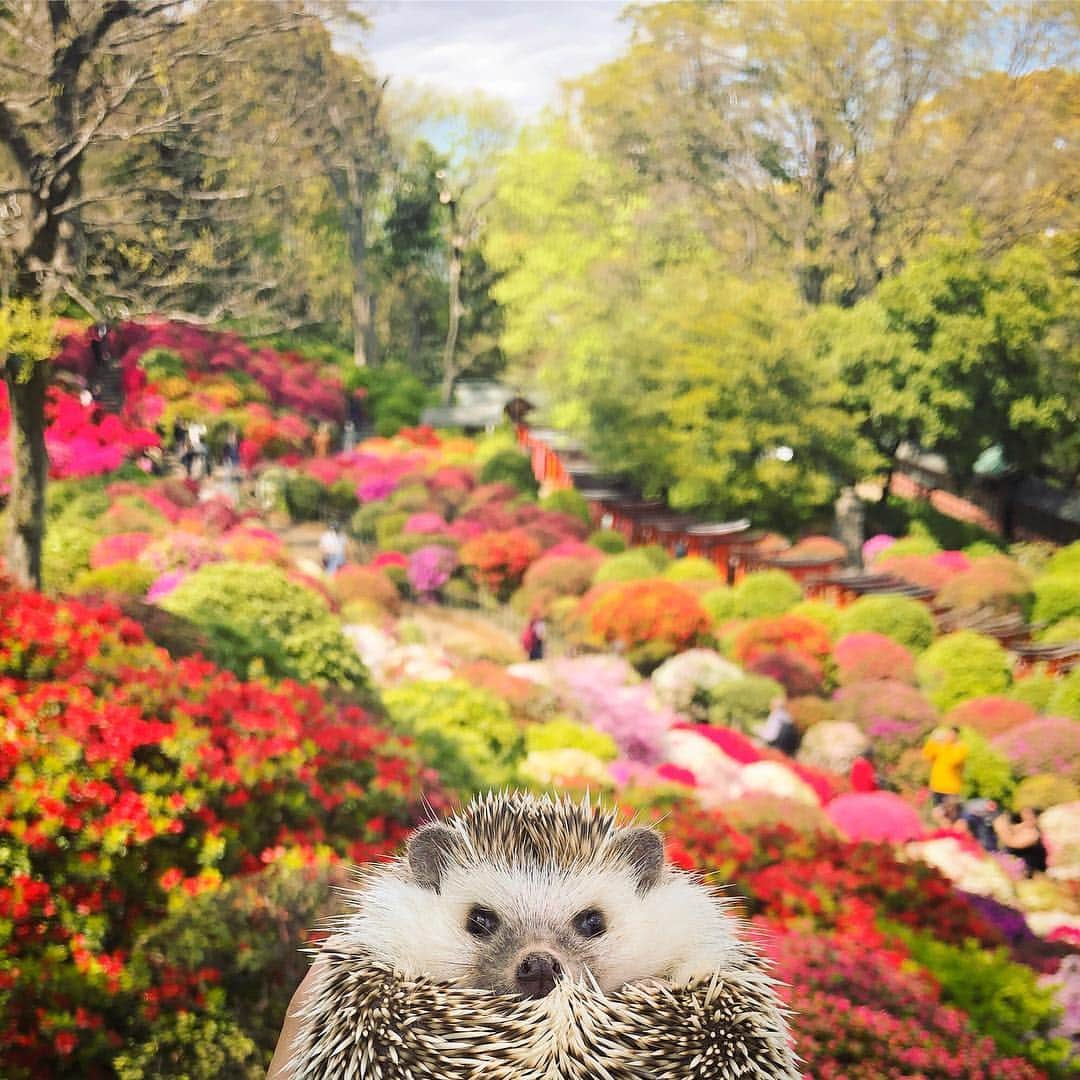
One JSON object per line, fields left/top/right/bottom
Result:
{"left": 357, "top": 1, "right": 635, "bottom": 117}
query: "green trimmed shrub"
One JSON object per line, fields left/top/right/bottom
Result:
{"left": 897, "top": 931, "right": 1075, "bottom": 1075}
{"left": 1012, "top": 774, "right": 1080, "bottom": 811}
{"left": 349, "top": 502, "right": 382, "bottom": 542}
{"left": 587, "top": 528, "right": 627, "bottom": 554}
{"left": 959, "top": 728, "right": 1015, "bottom": 804}
{"left": 525, "top": 717, "right": 618, "bottom": 760}
{"left": 789, "top": 599, "right": 842, "bottom": 640}
{"left": 283, "top": 473, "right": 325, "bottom": 522}
{"left": 639, "top": 544, "right": 671, "bottom": 571}
{"left": 593, "top": 549, "right": 661, "bottom": 584}
{"left": 42, "top": 519, "right": 99, "bottom": 594}
{"left": 730, "top": 570, "right": 802, "bottom": 619}
{"left": 873, "top": 533, "right": 940, "bottom": 560}
{"left": 161, "top": 562, "right": 371, "bottom": 691}
{"left": 707, "top": 674, "right": 784, "bottom": 733}
{"left": 539, "top": 488, "right": 592, "bottom": 526}
{"left": 1032, "top": 573, "right": 1080, "bottom": 627}
{"left": 916, "top": 631, "right": 1011, "bottom": 712}
{"left": 374, "top": 510, "right": 409, "bottom": 550}
{"left": 71, "top": 561, "right": 156, "bottom": 597}
{"left": 663, "top": 556, "right": 721, "bottom": 583}
{"left": 837, "top": 594, "right": 935, "bottom": 653}
{"left": 1010, "top": 673, "right": 1057, "bottom": 712}
{"left": 325, "top": 479, "right": 360, "bottom": 521}
{"left": 1046, "top": 540, "right": 1080, "bottom": 577}
{"left": 1036, "top": 617, "right": 1080, "bottom": 644}
{"left": 1048, "top": 667, "right": 1080, "bottom": 720}
{"left": 383, "top": 680, "right": 524, "bottom": 794}
{"left": 701, "top": 586, "right": 736, "bottom": 624}
{"left": 479, "top": 449, "right": 538, "bottom": 496}
{"left": 388, "top": 482, "right": 432, "bottom": 514}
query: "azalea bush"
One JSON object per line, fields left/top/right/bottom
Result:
{"left": 730, "top": 613, "right": 831, "bottom": 678}
{"left": 937, "top": 555, "right": 1034, "bottom": 616}
{"left": 0, "top": 580, "right": 433, "bottom": 1078}
{"left": 833, "top": 631, "right": 917, "bottom": 685}
{"left": 161, "top": 562, "right": 371, "bottom": 691}
{"left": 576, "top": 580, "right": 711, "bottom": 658}
{"left": 946, "top": 696, "right": 1039, "bottom": 740}
{"left": 993, "top": 717, "right": 1080, "bottom": 785}
{"left": 707, "top": 673, "right": 784, "bottom": 733}
{"left": 650, "top": 648, "right": 743, "bottom": 718}
{"left": 459, "top": 528, "right": 542, "bottom": 598}
{"left": 917, "top": 631, "right": 1012, "bottom": 712}
{"left": 837, "top": 593, "right": 936, "bottom": 653}
{"left": 1033, "top": 573, "right": 1080, "bottom": 627}
{"left": 730, "top": 569, "right": 802, "bottom": 618}
{"left": 382, "top": 679, "right": 525, "bottom": 793}
{"left": 593, "top": 548, "right": 663, "bottom": 584}
{"left": 831, "top": 678, "right": 938, "bottom": 766}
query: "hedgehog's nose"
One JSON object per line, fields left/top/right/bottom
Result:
{"left": 515, "top": 952, "right": 562, "bottom": 999}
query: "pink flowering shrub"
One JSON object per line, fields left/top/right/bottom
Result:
{"left": 876, "top": 552, "right": 969, "bottom": 591}
{"left": 937, "top": 555, "right": 1034, "bottom": 615}
{"left": 993, "top": 717, "right": 1080, "bottom": 784}
{"left": 834, "top": 632, "right": 917, "bottom": 685}
{"left": 407, "top": 545, "right": 459, "bottom": 597}
{"left": 832, "top": 679, "right": 939, "bottom": 763}
{"left": 862, "top": 534, "right": 896, "bottom": 564}
{"left": 826, "top": 792, "right": 925, "bottom": 843}
{"left": 89, "top": 532, "right": 154, "bottom": 569}
{"left": 404, "top": 512, "right": 450, "bottom": 536}
{"left": 945, "top": 696, "right": 1038, "bottom": 740}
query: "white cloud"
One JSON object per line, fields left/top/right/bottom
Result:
{"left": 357, "top": 0, "right": 633, "bottom": 116}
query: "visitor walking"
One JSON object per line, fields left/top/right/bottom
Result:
{"left": 522, "top": 615, "right": 546, "bottom": 661}
{"left": 757, "top": 695, "right": 800, "bottom": 756}
{"left": 313, "top": 422, "right": 332, "bottom": 458}
{"left": 921, "top": 726, "right": 969, "bottom": 825}
{"left": 222, "top": 428, "right": 241, "bottom": 476}
{"left": 319, "top": 521, "right": 348, "bottom": 575}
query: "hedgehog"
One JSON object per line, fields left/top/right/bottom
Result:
{"left": 284, "top": 792, "right": 800, "bottom": 1080}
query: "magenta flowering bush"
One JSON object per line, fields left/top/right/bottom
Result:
{"left": 146, "top": 569, "right": 189, "bottom": 603}
{"left": 993, "top": 717, "right": 1080, "bottom": 784}
{"left": 826, "top": 792, "right": 925, "bottom": 843}
{"left": 832, "top": 678, "right": 939, "bottom": 762}
{"left": 862, "top": 533, "right": 896, "bottom": 564}
{"left": 89, "top": 532, "right": 155, "bottom": 569}
{"left": 407, "top": 545, "right": 459, "bottom": 597}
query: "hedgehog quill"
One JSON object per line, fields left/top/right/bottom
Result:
{"left": 284, "top": 793, "right": 800, "bottom": 1079}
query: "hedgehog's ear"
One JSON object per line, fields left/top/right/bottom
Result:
{"left": 407, "top": 824, "right": 457, "bottom": 893}
{"left": 611, "top": 827, "right": 664, "bottom": 893}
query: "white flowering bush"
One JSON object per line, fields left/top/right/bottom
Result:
{"left": 797, "top": 720, "right": 869, "bottom": 775}
{"left": 650, "top": 648, "right": 744, "bottom": 718}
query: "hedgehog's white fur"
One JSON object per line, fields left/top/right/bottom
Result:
{"left": 349, "top": 855, "right": 741, "bottom": 991}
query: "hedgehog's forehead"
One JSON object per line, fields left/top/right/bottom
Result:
{"left": 452, "top": 795, "right": 622, "bottom": 873}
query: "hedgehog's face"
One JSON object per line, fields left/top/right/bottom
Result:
{"left": 404, "top": 824, "right": 677, "bottom": 998}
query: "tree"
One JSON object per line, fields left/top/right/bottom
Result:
{"left": 573, "top": 0, "right": 1077, "bottom": 304}
{"left": 823, "top": 234, "right": 1079, "bottom": 489}
{"left": 0, "top": 0, "right": 338, "bottom": 586}
{"left": 0, "top": 301, "right": 54, "bottom": 587}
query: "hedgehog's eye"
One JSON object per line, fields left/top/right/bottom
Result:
{"left": 466, "top": 905, "right": 500, "bottom": 937}
{"left": 572, "top": 908, "right": 606, "bottom": 938}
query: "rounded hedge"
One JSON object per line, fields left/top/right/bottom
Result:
{"left": 587, "top": 528, "right": 627, "bottom": 554}
{"left": 730, "top": 570, "right": 802, "bottom": 619}
{"left": 478, "top": 448, "right": 538, "bottom": 496}
{"left": 539, "top": 488, "right": 592, "bottom": 526}
{"left": 284, "top": 473, "right": 325, "bottom": 522}
{"left": 663, "top": 556, "right": 721, "bottom": 583}
{"left": 161, "top": 562, "right": 371, "bottom": 691}
{"left": 707, "top": 674, "right": 784, "bottom": 733}
{"left": 837, "top": 594, "right": 935, "bottom": 653}
{"left": 1032, "top": 573, "right": 1080, "bottom": 627}
{"left": 915, "top": 631, "right": 1012, "bottom": 712}
{"left": 593, "top": 549, "right": 662, "bottom": 584}
{"left": 71, "top": 561, "right": 157, "bottom": 598}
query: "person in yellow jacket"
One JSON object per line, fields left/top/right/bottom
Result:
{"left": 922, "top": 726, "right": 969, "bottom": 821}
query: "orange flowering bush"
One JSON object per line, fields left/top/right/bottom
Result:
{"left": 577, "top": 580, "right": 711, "bottom": 652}
{"left": 459, "top": 528, "right": 542, "bottom": 598}
{"left": 731, "top": 614, "right": 833, "bottom": 680}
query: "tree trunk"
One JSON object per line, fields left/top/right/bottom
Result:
{"left": 4, "top": 362, "right": 49, "bottom": 590}
{"left": 441, "top": 202, "right": 462, "bottom": 406}
{"left": 335, "top": 164, "right": 377, "bottom": 368}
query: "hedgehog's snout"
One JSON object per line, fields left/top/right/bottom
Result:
{"left": 515, "top": 952, "right": 562, "bottom": 999}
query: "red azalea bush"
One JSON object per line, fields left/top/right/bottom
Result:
{"left": 946, "top": 696, "right": 1039, "bottom": 740}
{"left": 993, "top": 717, "right": 1080, "bottom": 784}
{"left": 730, "top": 614, "right": 832, "bottom": 678}
{"left": 834, "top": 631, "right": 917, "bottom": 686}
{"left": 577, "top": 580, "right": 711, "bottom": 652}
{"left": 746, "top": 649, "right": 824, "bottom": 696}
{"left": 459, "top": 528, "right": 542, "bottom": 597}
{"left": 772, "top": 931, "right": 1046, "bottom": 1080}
{"left": 0, "top": 580, "right": 437, "bottom": 1077}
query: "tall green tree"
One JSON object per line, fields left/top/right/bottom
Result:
{"left": 574, "top": 0, "right": 1077, "bottom": 304}
{"left": 822, "top": 234, "right": 1079, "bottom": 488}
